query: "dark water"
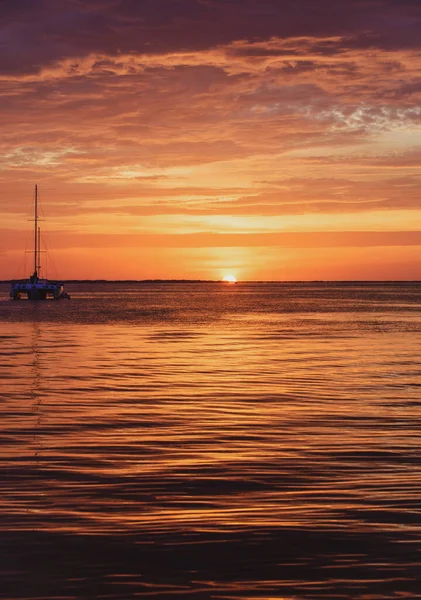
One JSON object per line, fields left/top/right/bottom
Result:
{"left": 1, "top": 281, "right": 421, "bottom": 599}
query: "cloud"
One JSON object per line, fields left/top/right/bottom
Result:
{"left": 1, "top": 0, "right": 421, "bottom": 278}
{"left": 3, "top": 227, "right": 421, "bottom": 251}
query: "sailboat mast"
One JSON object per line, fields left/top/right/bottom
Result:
{"left": 34, "top": 184, "right": 38, "bottom": 278}
{"left": 38, "top": 226, "right": 41, "bottom": 276}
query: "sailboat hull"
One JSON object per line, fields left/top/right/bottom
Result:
{"left": 10, "top": 281, "right": 70, "bottom": 300}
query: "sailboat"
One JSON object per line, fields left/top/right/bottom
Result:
{"left": 10, "top": 185, "right": 70, "bottom": 300}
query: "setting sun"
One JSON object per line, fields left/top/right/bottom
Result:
{"left": 222, "top": 275, "right": 237, "bottom": 283}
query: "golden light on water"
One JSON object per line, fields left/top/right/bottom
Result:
{"left": 2, "top": 282, "right": 421, "bottom": 597}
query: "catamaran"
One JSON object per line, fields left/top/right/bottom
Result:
{"left": 10, "top": 185, "right": 70, "bottom": 300}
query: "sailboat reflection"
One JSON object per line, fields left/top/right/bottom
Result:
{"left": 28, "top": 315, "right": 49, "bottom": 532}
{"left": 30, "top": 319, "right": 44, "bottom": 460}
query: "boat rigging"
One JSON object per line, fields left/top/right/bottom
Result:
{"left": 10, "top": 185, "right": 70, "bottom": 300}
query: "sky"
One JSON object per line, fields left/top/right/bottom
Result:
{"left": 1, "top": 0, "right": 421, "bottom": 281}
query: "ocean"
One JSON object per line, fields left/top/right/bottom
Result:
{"left": 1, "top": 281, "right": 420, "bottom": 599}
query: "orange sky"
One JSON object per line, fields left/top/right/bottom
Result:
{"left": 1, "top": 1, "right": 421, "bottom": 280}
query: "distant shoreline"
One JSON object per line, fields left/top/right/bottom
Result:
{"left": 1, "top": 279, "right": 420, "bottom": 284}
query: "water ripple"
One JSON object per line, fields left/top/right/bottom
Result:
{"left": 1, "top": 282, "right": 421, "bottom": 598}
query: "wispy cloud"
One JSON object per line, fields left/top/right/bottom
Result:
{"left": 1, "top": 0, "right": 421, "bottom": 279}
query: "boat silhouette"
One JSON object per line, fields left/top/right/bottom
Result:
{"left": 10, "top": 185, "right": 70, "bottom": 300}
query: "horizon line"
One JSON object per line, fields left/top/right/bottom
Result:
{"left": 1, "top": 279, "right": 421, "bottom": 284}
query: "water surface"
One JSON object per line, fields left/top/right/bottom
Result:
{"left": 1, "top": 282, "right": 421, "bottom": 598}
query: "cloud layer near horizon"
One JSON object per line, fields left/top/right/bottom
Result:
{"left": 1, "top": 0, "right": 421, "bottom": 279}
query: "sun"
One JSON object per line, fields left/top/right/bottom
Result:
{"left": 222, "top": 274, "right": 237, "bottom": 283}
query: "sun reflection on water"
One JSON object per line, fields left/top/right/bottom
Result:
{"left": 1, "top": 282, "right": 421, "bottom": 598}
